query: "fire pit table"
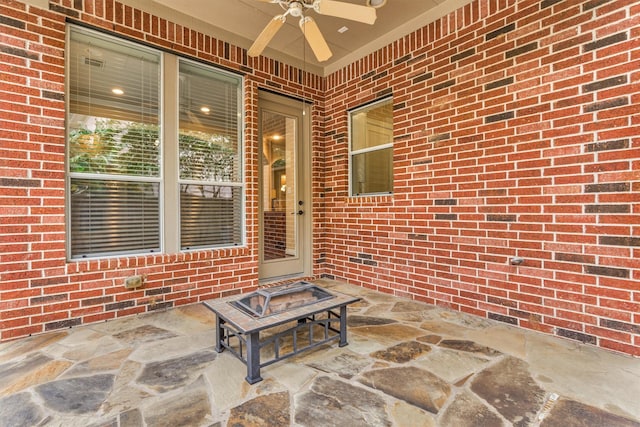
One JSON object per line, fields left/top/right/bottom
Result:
{"left": 203, "top": 282, "right": 360, "bottom": 384}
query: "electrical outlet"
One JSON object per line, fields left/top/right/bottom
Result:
{"left": 124, "top": 274, "right": 145, "bottom": 289}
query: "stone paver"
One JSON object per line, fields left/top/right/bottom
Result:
{"left": 0, "top": 393, "right": 45, "bottom": 427}
{"left": 228, "top": 391, "right": 290, "bottom": 427}
{"left": 137, "top": 349, "right": 217, "bottom": 391}
{"left": 440, "top": 391, "right": 505, "bottom": 427}
{"left": 470, "top": 357, "right": 546, "bottom": 427}
{"left": 370, "top": 340, "right": 432, "bottom": 363}
{"left": 541, "top": 399, "right": 640, "bottom": 427}
{"left": 35, "top": 374, "right": 115, "bottom": 414}
{"left": 306, "top": 348, "right": 371, "bottom": 377}
{"left": 359, "top": 366, "right": 451, "bottom": 414}
{"left": 0, "top": 279, "right": 638, "bottom": 427}
{"left": 144, "top": 380, "right": 212, "bottom": 427}
{"left": 295, "top": 376, "right": 391, "bottom": 426}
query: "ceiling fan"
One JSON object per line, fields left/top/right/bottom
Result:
{"left": 248, "top": 0, "right": 377, "bottom": 62}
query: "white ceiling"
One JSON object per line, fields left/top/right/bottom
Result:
{"left": 147, "top": 0, "right": 471, "bottom": 75}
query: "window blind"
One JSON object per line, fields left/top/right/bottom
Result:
{"left": 70, "top": 179, "right": 160, "bottom": 257}
{"left": 180, "top": 185, "right": 242, "bottom": 249}
{"left": 67, "top": 27, "right": 161, "bottom": 258}
{"left": 178, "top": 59, "right": 243, "bottom": 249}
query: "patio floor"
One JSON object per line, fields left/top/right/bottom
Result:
{"left": 1, "top": 279, "right": 639, "bottom": 427}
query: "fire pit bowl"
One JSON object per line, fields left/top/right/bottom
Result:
{"left": 231, "top": 281, "right": 334, "bottom": 318}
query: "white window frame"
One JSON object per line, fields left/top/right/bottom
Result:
{"left": 173, "top": 56, "right": 245, "bottom": 252}
{"left": 65, "top": 25, "right": 245, "bottom": 260}
{"left": 348, "top": 97, "right": 394, "bottom": 197}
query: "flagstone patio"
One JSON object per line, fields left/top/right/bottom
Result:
{"left": 1, "top": 279, "right": 639, "bottom": 427}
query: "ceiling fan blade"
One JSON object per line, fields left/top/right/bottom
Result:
{"left": 299, "top": 16, "right": 332, "bottom": 62}
{"left": 247, "top": 15, "right": 285, "bottom": 57}
{"left": 314, "top": 0, "right": 377, "bottom": 25}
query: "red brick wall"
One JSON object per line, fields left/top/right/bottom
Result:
{"left": 322, "top": 0, "right": 640, "bottom": 356}
{"left": 0, "top": 0, "right": 324, "bottom": 340}
{"left": 263, "top": 211, "right": 287, "bottom": 259}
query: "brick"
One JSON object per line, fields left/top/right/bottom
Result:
{"left": 583, "top": 75, "right": 627, "bottom": 92}
{"left": 583, "top": 32, "right": 627, "bottom": 52}
{"left": 599, "top": 236, "right": 640, "bottom": 247}
{"left": 600, "top": 318, "right": 640, "bottom": 334}
{"left": 451, "top": 48, "right": 475, "bottom": 62}
{"left": 148, "top": 301, "right": 174, "bottom": 311}
{"left": 486, "top": 214, "right": 517, "bottom": 222}
{"left": 0, "top": 44, "right": 40, "bottom": 60}
{"left": 44, "top": 317, "right": 81, "bottom": 331}
{"left": 485, "top": 23, "right": 515, "bottom": 41}
{"left": 434, "top": 199, "right": 457, "bottom": 205}
{"left": 555, "top": 253, "right": 595, "bottom": 264}
{"left": 584, "top": 265, "right": 629, "bottom": 278}
{"left": 81, "top": 296, "right": 114, "bottom": 306}
{"left": 412, "top": 72, "right": 433, "bottom": 84}
{"left": 485, "top": 111, "right": 514, "bottom": 123}
{"left": 600, "top": 339, "right": 640, "bottom": 357}
{"left": 505, "top": 42, "right": 537, "bottom": 58}
{"left": 48, "top": 4, "right": 81, "bottom": 18}
{"left": 394, "top": 54, "right": 411, "bottom": 66}
{"left": 582, "top": 0, "right": 612, "bottom": 11}
{"left": 0, "top": 14, "right": 26, "bottom": 29}
{"left": 145, "top": 287, "right": 172, "bottom": 296}
{"left": 584, "top": 97, "right": 628, "bottom": 113}
{"left": 30, "top": 276, "right": 68, "bottom": 287}
{"left": 541, "top": 0, "right": 563, "bottom": 8}
{"left": 428, "top": 132, "right": 450, "bottom": 142}
{"left": 585, "top": 204, "right": 630, "bottom": 214}
{"left": 552, "top": 34, "right": 593, "bottom": 53}
{"left": 584, "top": 182, "right": 630, "bottom": 193}
{"left": 433, "top": 79, "right": 455, "bottom": 91}
{"left": 488, "top": 312, "right": 518, "bottom": 325}
{"left": 31, "top": 294, "right": 67, "bottom": 304}
{"left": 485, "top": 77, "right": 513, "bottom": 90}
{"left": 556, "top": 328, "right": 597, "bottom": 344}
{"left": 105, "top": 301, "right": 135, "bottom": 311}
{"left": 435, "top": 214, "right": 457, "bottom": 220}
{"left": 585, "top": 139, "right": 629, "bottom": 152}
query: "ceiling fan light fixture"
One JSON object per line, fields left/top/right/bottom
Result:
{"left": 366, "top": 0, "right": 387, "bottom": 8}
{"left": 289, "top": 1, "right": 304, "bottom": 17}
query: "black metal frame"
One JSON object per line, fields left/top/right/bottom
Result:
{"left": 214, "top": 305, "right": 349, "bottom": 384}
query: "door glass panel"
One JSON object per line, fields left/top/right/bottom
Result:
{"left": 261, "top": 110, "right": 297, "bottom": 261}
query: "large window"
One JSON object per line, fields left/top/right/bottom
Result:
{"left": 66, "top": 26, "right": 243, "bottom": 259}
{"left": 349, "top": 97, "right": 393, "bottom": 196}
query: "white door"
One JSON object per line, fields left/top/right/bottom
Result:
{"left": 258, "top": 91, "right": 311, "bottom": 280}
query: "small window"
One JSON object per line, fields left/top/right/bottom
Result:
{"left": 349, "top": 98, "right": 393, "bottom": 196}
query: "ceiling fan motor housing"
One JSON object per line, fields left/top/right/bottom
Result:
{"left": 288, "top": 2, "right": 304, "bottom": 17}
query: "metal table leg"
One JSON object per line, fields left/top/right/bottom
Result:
{"left": 339, "top": 305, "right": 348, "bottom": 347}
{"left": 245, "top": 331, "right": 262, "bottom": 384}
{"left": 215, "top": 314, "right": 224, "bottom": 353}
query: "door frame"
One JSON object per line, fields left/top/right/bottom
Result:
{"left": 257, "top": 90, "right": 312, "bottom": 281}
